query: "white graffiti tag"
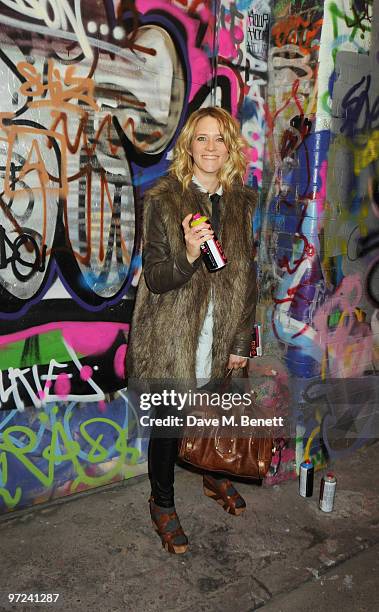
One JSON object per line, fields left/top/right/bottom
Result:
{"left": 0, "top": 0, "right": 92, "bottom": 59}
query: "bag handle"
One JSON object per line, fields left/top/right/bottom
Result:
{"left": 220, "top": 366, "right": 248, "bottom": 393}
{"left": 225, "top": 365, "right": 249, "bottom": 379}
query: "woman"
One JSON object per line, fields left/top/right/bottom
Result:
{"left": 126, "top": 107, "right": 257, "bottom": 553}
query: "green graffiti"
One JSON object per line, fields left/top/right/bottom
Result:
{"left": 330, "top": 0, "right": 372, "bottom": 43}
{"left": 321, "top": 1, "right": 372, "bottom": 115}
{"left": 0, "top": 415, "right": 141, "bottom": 509}
{"left": 0, "top": 451, "right": 22, "bottom": 507}
{"left": 328, "top": 309, "right": 341, "bottom": 327}
{"left": 0, "top": 330, "right": 80, "bottom": 370}
{"left": 272, "top": 0, "right": 290, "bottom": 18}
{"left": 329, "top": 1, "right": 371, "bottom": 62}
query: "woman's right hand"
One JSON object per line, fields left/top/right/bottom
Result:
{"left": 182, "top": 213, "right": 214, "bottom": 264}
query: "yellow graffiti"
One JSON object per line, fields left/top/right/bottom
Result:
{"left": 304, "top": 425, "right": 320, "bottom": 461}
{"left": 326, "top": 131, "right": 379, "bottom": 180}
{"left": 354, "top": 130, "right": 379, "bottom": 175}
{"left": 321, "top": 351, "right": 328, "bottom": 380}
{"left": 320, "top": 307, "right": 366, "bottom": 379}
{"left": 0, "top": 451, "right": 22, "bottom": 508}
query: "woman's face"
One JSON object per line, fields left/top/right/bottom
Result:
{"left": 189, "top": 116, "right": 229, "bottom": 181}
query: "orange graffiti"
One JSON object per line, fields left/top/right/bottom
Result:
{"left": 0, "top": 56, "right": 156, "bottom": 273}
{"left": 1, "top": 124, "right": 67, "bottom": 199}
{"left": 60, "top": 167, "right": 130, "bottom": 267}
{"left": 272, "top": 16, "right": 323, "bottom": 54}
{"left": 17, "top": 59, "right": 99, "bottom": 114}
{"left": 0, "top": 123, "right": 130, "bottom": 266}
{"left": 47, "top": 111, "right": 162, "bottom": 161}
{"left": 0, "top": 124, "right": 66, "bottom": 258}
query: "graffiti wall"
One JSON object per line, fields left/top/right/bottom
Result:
{"left": 0, "top": 0, "right": 377, "bottom": 512}
{"left": 0, "top": 0, "right": 263, "bottom": 513}
{"left": 256, "top": 0, "right": 378, "bottom": 478}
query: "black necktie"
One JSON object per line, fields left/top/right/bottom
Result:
{"left": 209, "top": 193, "right": 221, "bottom": 234}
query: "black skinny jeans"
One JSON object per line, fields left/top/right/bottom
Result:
{"left": 148, "top": 410, "right": 225, "bottom": 508}
{"left": 148, "top": 435, "right": 178, "bottom": 507}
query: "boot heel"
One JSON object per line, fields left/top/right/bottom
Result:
{"left": 203, "top": 486, "right": 215, "bottom": 498}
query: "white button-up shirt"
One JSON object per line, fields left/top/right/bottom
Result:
{"left": 191, "top": 176, "right": 223, "bottom": 385}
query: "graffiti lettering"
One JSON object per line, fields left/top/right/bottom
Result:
{"left": 247, "top": 11, "right": 269, "bottom": 54}
{"left": 0, "top": 340, "right": 104, "bottom": 411}
{"left": 219, "top": 2, "right": 244, "bottom": 64}
{"left": 0, "top": 225, "right": 46, "bottom": 281}
{"left": 18, "top": 59, "right": 99, "bottom": 114}
{"left": 313, "top": 275, "right": 373, "bottom": 378}
{"left": 0, "top": 0, "right": 93, "bottom": 59}
{"left": 0, "top": 407, "right": 141, "bottom": 508}
{"left": 340, "top": 75, "right": 379, "bottom": 136}
{"left": 271, "top": 15, "right": 323, "bottom": 54}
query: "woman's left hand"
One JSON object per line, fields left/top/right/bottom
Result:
{"left": 227, "top": 354, "right": 248, "bottom": 370}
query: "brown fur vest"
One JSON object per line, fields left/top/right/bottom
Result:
{"left": 126, "top": 175, "right": 256, "bottom": 380}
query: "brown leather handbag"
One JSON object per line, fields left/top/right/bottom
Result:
{"left": 177, "top": 369, "right": 275, "bottom": 480}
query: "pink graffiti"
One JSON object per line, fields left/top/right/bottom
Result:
{"left": 136, "top": 1, "right": 244, "bottom": 115}
{"left": 219, "top": 25, "right": 243, "bottom": 60}
{"left": 80, "top": 365, "right": 93, "bottom": 382}
{"left": 98, "top": 400, "right": 106, "bottom": 413}
{"left": 137, "top": 0, "right": 212, "bottom": 100}
{"left": 38, "top": 379, "right": 52, "bottom": 400}
{"left": 0, "top": 322, "right": 129, "bottom": 356}
{"left": 314, "top": 274, "right": 373, "bottom": 377}
{"left": 248, "top": 146, "right": 259, "bottom": 163}
{"left": 114, "top": 344, "right": 127, "bottom": 379}
{"left": 54, "top": 372, "right": 71, "bottom": 398}
{"left": 62, "top": 323, "right": 124, "bottom": 355}
{"left": 317, "top": 159, "right": 328, "bottom": 224}
{"left": 199, "top": 5, "right": 213, "bottom": 24}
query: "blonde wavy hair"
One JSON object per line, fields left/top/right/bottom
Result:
{"left": 169, "top": 107, "right": 248, "bottom": 191}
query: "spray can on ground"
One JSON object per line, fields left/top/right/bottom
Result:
{"left": 299, "top": 459, "right": 314, "bottom": 497}
{"left": 191, "top": 213, "right": 227, "bottom": 272}
{"left": 319, "top": 472, "right": 337, "bottom": 512}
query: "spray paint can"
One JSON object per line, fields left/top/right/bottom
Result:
{"left": 299, "top": 459, "right": 314, "bottom": 497}
{"left": 191, "top": 213, "right": 227, "bottom": 272}
{"left": 319, "top": 472, "right": 337, "bottom": 512}
{"left": 250, "top": 323, "right": 263, "bottom": 357}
